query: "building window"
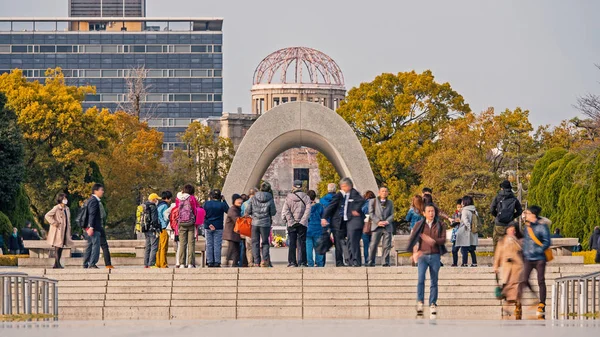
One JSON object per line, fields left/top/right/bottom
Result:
{"left": 293, "top": 168, "right": 310, "bottom": 189}
{"left": 132, "top": 45, "right": 146, "bottom": 53}
{"left": 88, "top": 23, "right": 107, "bottom": 31}
{"left": 11, "top": 46, "right": 27, "bottom": 53}
{"left": 214, "top": 45, "right": 222, "bottom": 53}
{"left": 191, "top": 45, "right": 207, "bottom": 53}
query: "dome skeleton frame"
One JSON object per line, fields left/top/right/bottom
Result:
{"left": 253, "top": 47, "right": 345, "bottom": 86}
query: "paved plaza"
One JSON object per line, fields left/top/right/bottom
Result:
{"left": 1, "top": 320, "right": 599, "bottom": 337}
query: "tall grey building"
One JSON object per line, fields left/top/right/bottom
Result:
{"left": 0, "top": 2, "right": 223, "bottom": 151}
{"left": 69, "top": 0, "right": 146, "bottom": 17}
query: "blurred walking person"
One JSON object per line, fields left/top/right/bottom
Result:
{"left": 519, "top": 205, "right": 551, "bottom": 318}
{"left": 494, "top": 223, "right": 524, "bottom": 319}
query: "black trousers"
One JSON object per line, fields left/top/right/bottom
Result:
{"left": 225, "top": 240, "right": 240, "bottom": 267}
{"left": 347, "top": 226, "right": 363, "bottom": 267}
{"left": 519, "top": 259, "right": 547, "bottom": 304}
{"left": 99, "top": 226, "right": 112, "bottom": 266}
{"left": 288, "top": 226, "right": 307, "bottom": 266}
{"left": 333, "top": 222, "right": 348, "bottom": 266}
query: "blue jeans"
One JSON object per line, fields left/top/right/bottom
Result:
{"left": 362, "top": 233, "right": 371, "bottom": 265}
{"left": 417, "top": 254, "right": 441, "bottom": 306}
{"left": 205, "top": 229, "right": 223, "bottom": 265}
{"left": 306, "top": 234, "right": 325, "bottom": 267}
{"left": 83, "top": 230, "right": 101, "bottom": 268}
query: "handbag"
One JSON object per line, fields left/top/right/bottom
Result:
{"left": 234, "top": 216, "right": 252, "bottom": 238}
{"left": 526, "top": 224, "right": 553, "bottom": 262}
{"left": 315, "top": 230, "right": 333, "bottom": 255}
{"left": 363, "top": 214, "right": 371, "bottom": 235}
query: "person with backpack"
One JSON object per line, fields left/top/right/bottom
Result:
{"left": 305, "top": 190, "right": 325, "bottom": 267}
{"left": 176, "top": 184, "right": 200, "bottom": 268}
{"left": 223, "top": 194, "right": 243, "bottom": 267}
{"left": 203, "top": 189, "right": 230, "bottom": 268}
{"left": 142, "top": 193, "right": 161, "bottom": 268}
{"left": 519, "top": 205, "right": 551, "bottom": 318}
{"left": 456, "top": 195, "right": 479, "bottom": 267}
{"left": 156, "top": 191, "right": 172, "bottom": 268}
{"left": 166, "top": 202, "right": 182, "bottom": 267}
{"left": 490, "top": 180, "right": 523, "bottom": 250}
{"left": 245, "top": 181, "right": 277, "bottom": 268}
{"left": 282, "top": 180, "right": 312, "bottom": 267}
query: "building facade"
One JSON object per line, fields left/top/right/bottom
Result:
{"left": 0, "top": 17, "right": 223, "bottom": 150}
{"left": 69, "top": 0, "right": 147, "bottom": 17}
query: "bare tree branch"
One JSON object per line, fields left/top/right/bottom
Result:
{"left": 118, "top": 65, "right": 155, "bottom": 121}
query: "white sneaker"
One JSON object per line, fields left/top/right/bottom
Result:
{"left": 430, "top": 304, "right": 437, "bottom": 315}
{"left": 187, "top": 265, "right": 194, "bottom": 269}
{"left": 416, "top": 302, "right": 424, "bottom": 315}
{"left": 179, "top": 265, "right": 186, "bottom": 269}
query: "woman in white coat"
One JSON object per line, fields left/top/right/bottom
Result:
{"left": 455, "top": 195, "right": 478, "bottom": 267}
{"left": 45, "top": 193, "right": 74, "bottom": 269}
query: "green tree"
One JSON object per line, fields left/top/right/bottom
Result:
{"left": 3, "top": 185, "right": 35, "bottom": 231}
{"left": 318, "top": 70, "right": 470, "bottom": 218}
{"left": 177, "top": 122, "right": 235, "bottom": 201}
{"left": 0, "top": 93, "right": 24, "bottom": 208}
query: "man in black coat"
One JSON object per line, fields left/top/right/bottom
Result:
{"left": 83, "top": 183, "right": 105, "bottom": 269}
{"left": 322, "top": 177, "right": 365, "bottom": 267}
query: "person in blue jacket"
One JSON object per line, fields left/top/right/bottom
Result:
{"left": 203, "top": 189, "right": 229, "bottom": 268}
{"left": 306, "top": 190, "right": 325, "bottom": 267}
{"left": 519, "top": 205, "right": 551, "bottom": 318}
{"left": 361, "top": 190, "right": 376, "bottom": 265}
{"left": 405, "top": 195, "right": 424, "bottom": 232}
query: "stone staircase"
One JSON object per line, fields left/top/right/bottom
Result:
{"left": 16, "top": 265, "right": 600, "bottom": 321}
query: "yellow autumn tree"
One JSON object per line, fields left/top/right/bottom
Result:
{"left": 97, "top": 112, "right": 164, "bottom": 235}
{"left": 0, "top": 68, "right": 113, "bottom": 224}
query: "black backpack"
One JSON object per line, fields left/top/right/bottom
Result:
{"left": 497, "top": 196, "right": 517, "bottom": 224}
{"left": 75, "top": 200, "right": 89, "bottom": 228}
{"left": 141, "top": 203, "right": 160, "bottom": 233}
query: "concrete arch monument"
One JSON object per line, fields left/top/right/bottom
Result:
{"left": 222, "top": 101, "right": 378, "bottom": 200}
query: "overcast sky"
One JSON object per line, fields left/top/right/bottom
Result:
{"left": 2, "top": 0, "right": 600, "bottom": 126}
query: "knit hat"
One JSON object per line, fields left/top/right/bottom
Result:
{"left": 293, "top": 180, "right": 303, "bottom": 188}
{"left": 500, "top": 180, "right": 512, "bottom": 189}
{"left": 232, "top": 194, "right": 243, "bottom": 204}
{"left": 148, "top": 193, "right": 160, "bottom": 202}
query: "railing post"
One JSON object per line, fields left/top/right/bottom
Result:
{"left": 561, "top": 281, "right": 568, "bottom": 319}
{"left": 25, "top": 279, "right": 32, "bottom": 315}
{"left": 579, "top": 280, "right": 586, "bottom": 320}
{"left": 43, "top": 281, "right": 49, "bottom": 314}
{"left": 53, "top": 283, "right": 59, "bottom": 317}
{"left": 34, "top": 280, "right": 39, "bottom": 314}
{"left": 552, "top": 283, "right": 557, "bottom": 320}
{"left": 15, "top": 276, "right": 21, "bottom": 314}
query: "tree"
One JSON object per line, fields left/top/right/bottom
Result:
{"left": 418, "top": 108, "right": 537, "bottom": 236}
{"left": 0, "top": 211, "right": 12, "bottom": 241}
{"left": 3, "top": 185, "right": 35, "bottom": 231}
{"left": 318, "top": 70, "right": 470, "bottom": 218}
{"left": 97, "top": 112, "right": 164, "bottom": 236}
{"left": 176, "top": 122, "right": 235, "bottom": 201}
{"left": 119, "top": 66, "right": 153, "bottom": 120}
{"left": 0, "top": 92, "right": 25, "bottom": 207}
{"left": 0, "top": 68, "right": 114, "bottom": 225}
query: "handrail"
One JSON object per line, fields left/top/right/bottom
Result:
{"left": 0, "top": 272, "right": 59, "bottom": 318}
{"left": 552, "top": 271, "right": 600, "bottom": 320}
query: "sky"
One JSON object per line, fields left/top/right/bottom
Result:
{"left": 2, "top": 0, "right": 600, "bottom": 126}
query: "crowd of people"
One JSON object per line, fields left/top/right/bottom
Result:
{"left": 6, "top": 176, "right": 600, "bottom": 320}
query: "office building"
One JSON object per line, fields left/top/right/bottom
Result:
{"left": 0, "top": 15, "right": 223, "bottom": 150}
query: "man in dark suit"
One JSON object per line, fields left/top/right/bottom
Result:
{"left": 83, "top": 183, "right": 105, "bottom": 269}
{"left": 322, "top": 177, "right": 365, "bottom": 267}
